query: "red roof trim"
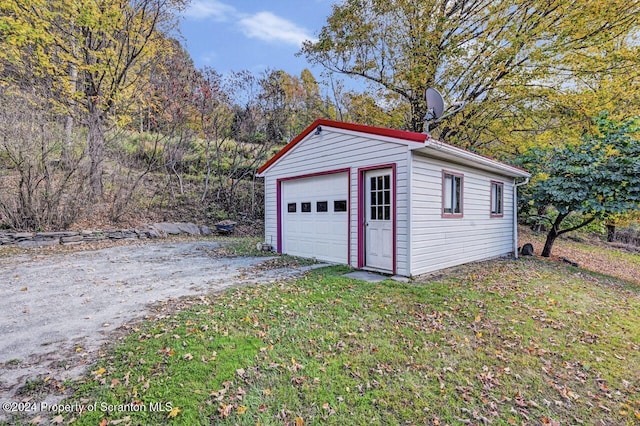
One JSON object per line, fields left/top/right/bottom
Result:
{"left": 257, "top": 118, "right": 428, "bottom": 174}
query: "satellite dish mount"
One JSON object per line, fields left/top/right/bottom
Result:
{"left": 423, "top": 87, "right": 466, "bottom": 135}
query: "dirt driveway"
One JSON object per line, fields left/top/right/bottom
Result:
{"left": 0, "top": 240, "right": 312, "bottom": 416}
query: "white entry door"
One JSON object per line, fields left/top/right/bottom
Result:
{"left": 365, "top": 169, "right": 393, "bottom": 271}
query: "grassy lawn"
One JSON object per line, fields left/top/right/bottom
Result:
{"left": 49, "top": 253, "right": 640, "bottom": 425}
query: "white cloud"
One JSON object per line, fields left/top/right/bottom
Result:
{"left": 183, "top": 0, "right": 236, "bottom": 21}
{"left": 239, "top": 11, "right": 316, "bottom": 46}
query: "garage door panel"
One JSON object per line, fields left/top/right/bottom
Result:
{"left": 316, "top": 220, "right": 330, "bottom": 234}
{"left": 282, "top": 173, "right": 348, "bottom": 264}
{"left": 331, "top": 221, "right": 346, "bottom": 234}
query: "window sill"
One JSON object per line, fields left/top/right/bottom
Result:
{"left": 442, "top": 213, "right": 464, "bottom": 219}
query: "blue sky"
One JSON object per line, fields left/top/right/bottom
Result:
{"left": 179, "top": 0, "right": 336, "bottom": 78}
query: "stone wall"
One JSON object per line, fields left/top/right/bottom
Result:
{"left": 0, "top": 222, "right": 213, "bottom": 247}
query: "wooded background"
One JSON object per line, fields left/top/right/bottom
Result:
{"left": 1, "top": 0, "right": 638, "bottom": 254}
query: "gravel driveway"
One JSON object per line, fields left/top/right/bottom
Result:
{"left": 0, "top": 240, "right": 311, "bottom": 416}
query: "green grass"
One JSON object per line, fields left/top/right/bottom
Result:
{"left": 208, "top": 237, "right": 321, "bottom": 268}
{"left": 53, "top": 259, "right": 640, "bottom": 425}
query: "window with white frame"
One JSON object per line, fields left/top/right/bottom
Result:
{"left": 442, "top": 171, "right": 463, "bottom": 217}
{"left": 491, "top": 181, "right": 504, "bottom": 217}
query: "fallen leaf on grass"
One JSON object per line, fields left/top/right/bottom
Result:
{"left": 218, "top": 403, "right": 233, "bottom": 418}
{"left": 157, "top": 347, "right": 175, "bottom": 357}
{"left": 598, "top": 404, "right": 611, "bottom": 413}
{"left": 236, "top": 405, "right": 247, "bottom": 415}
{"left": 514, "top": 392, "right": 528, "bottom": 408}
{"left": 29, "top": 416, "right": 42, "bottom": 424}
{"left": 92, "top": 367, "right": 106, "bottom": 377}
{"left": 51, "top": 415, "right": 64, "bottom": 424}
{"left": 291, "top": 376, "right": 306, "bottom": 386}
{"left": 295, "top": 417, "right": 304, "bottom": 426}
{"left": 167, "top": 406, "right": 181, "bottom": 418}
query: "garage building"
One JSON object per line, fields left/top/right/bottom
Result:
{"left": 257, "top": 119, "right": 530, "bottom": 277}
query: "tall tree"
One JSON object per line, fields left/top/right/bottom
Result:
{"left": 1, "top": 0, "right": 186, "bottom": 199}
{"left": 301, "top": 0, "right": 640, "bottom": 149}
{"left": 258, "top": 69, "right": 328, "bottom": 142}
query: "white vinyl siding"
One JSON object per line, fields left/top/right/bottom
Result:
{"left": 263, "top": 128, "right": 410, "bottom": 276}
{"left": 410, "top": 153, "right": 515, "bottom": 275}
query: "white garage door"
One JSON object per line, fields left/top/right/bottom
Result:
{"left": 282, "top": 173, "right": 348, "bottom": 263}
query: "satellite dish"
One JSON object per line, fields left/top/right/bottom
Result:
{"left": 426, "top": 88, "right": 445, "bottom": 120}
{"left": 423, "top": 87, "right": 466, "bottom": 135}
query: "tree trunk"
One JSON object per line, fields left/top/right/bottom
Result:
{"left": 532, "top": 205, "right": 548, "bottom": 233}
{"left": 541, "top": 213, "right": 567, "bottom": 257}
{"left": 541, "top": 229, "right": 558, "bottom": 257}
{"left": 606, "top": 224, "right": 616, "bottom": 242}
{"left": 63, "top": 114, "right": 74, "bottom": 166}
{"left": 62, "top": 63, "right": 77, "bottom": 168}
{"left": 410, "top": 96, "right": 424, "bottom": 133}
{"left": 87, "top": 105, "right": 104, "bottom": 200}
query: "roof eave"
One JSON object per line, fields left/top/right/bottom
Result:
{"left": 412, "top": 140, "right": 531, "bottom": 178}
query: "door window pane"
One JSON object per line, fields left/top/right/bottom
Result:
{"left": 369, "top": 173, "right": 392, "bottom": 221}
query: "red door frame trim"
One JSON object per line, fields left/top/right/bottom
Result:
{"left": 357, "top": 163, "right": 397, "bottom": 274}
{"left": 276, "top": 168, "right": 351, "bottom": 264}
